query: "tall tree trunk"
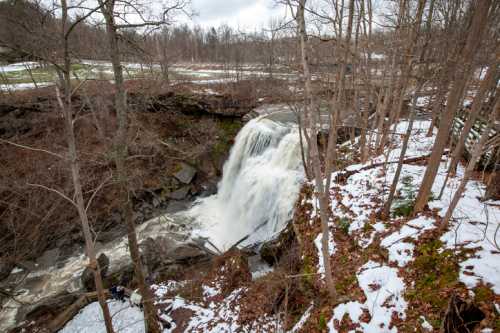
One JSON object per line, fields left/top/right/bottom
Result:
{"left": 359, "top": 0, "right": 373, "bottom": 164}
{"left": 58, "top": 1, "right": 114, "bottom": 331}
{"left": 297, "top": 0, "right": 337, "bottom": 300}
{"left": 413, "top": 0, "right": 492, "bottom": 215}
{"left": 382, "top": 0, "right": 426, "bottom": 218}
{"left": 485, "top": 156, "right": 500, "bottom": 200}
{"left": 375, "top": 55, "right": 396, "bottom": 151}
{"left": 377, "top": 0, "right": 408, "bottom": 152}
{"left": 325, "top": 0, "right": 355, "bottom": 186}
{"left": 98, "top": 2, "right": 161, "bottom": 332}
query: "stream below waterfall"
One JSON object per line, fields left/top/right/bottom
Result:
{"left": 0, "top": 106, "right": 304, "bottom": 331}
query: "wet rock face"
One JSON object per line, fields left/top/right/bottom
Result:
{"left": 23, "top": 292, "right": 79, "bottom": 324}
{"left": 167, "top": 186, "right": 191, "bottom": 200}
{"left": 260, "top": 221, "right": 296, "bottom": 266}
{"left": 81, "top": 253, "right": 110, "bottom": 292}
{"left": 141, "top": 237, "right": 210, "bottom": 277}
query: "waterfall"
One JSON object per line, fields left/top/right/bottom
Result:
{"left": 187, "top": 116, "right": 305, "bottom": 250}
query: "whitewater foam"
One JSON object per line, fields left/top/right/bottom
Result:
{"left": 186, "top": 117, "right": 304, "bottom": 250}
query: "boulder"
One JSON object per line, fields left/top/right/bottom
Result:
{"left": 24, "top": 292, "right": 80, "bottom": 321}
{"left": 141, "top": 236, "right": 173, "bottom": 275}
{"left": 106, "top": 264, "right": 135, "bottom": 287}
{"left": 140, "top": 236, "right": 210, "bottom": 277}
{"left": 165, "top": 201, "right": 190, "bottom": 214}
{"left": 170, "top": 244, "right": 208, "bottom": 263}
{"left": 173, "top": 163, "right": 197, "bottom": 184}
{"left": 198, "top": 181, "right": 218, "bottom": 197}
{"left": 81, "top": 253, "right": 110, "bottom": 291}
{"left": 167, "top": 186, "right": 190, "bottom": 200}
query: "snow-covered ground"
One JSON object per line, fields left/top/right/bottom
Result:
{"left": 0, "top": 60, "right": 297, "bottom": 92}
{"left": 0, "top": 82, "right": 53, "bottom": 91}
{"left": 328, "top": 261, "right": 407, "bottom": 333}
{"left": 307, "top": 119, "right": 499, "bottom": 332}
{"left": 0, "top": 61, "right": 41, "bottom": 72}
{"left": 60, "top": 300, "right": 145, "bottom": 333}
{"left": 61, "top": 281, "right": 279, "bottom": 333}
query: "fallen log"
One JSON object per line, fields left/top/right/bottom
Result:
{"left": 336, "top": 151, "right": 449, "bottom": 183}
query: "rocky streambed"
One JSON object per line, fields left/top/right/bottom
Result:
{"left": 0, "top": 96, "right": 305, "bottom": 332}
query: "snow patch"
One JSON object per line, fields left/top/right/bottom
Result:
{"left": 60, "top": 300, "right": 145, "bottom": 333}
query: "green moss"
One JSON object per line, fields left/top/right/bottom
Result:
{"left": 218, "top": 120, "right": 241, "bottom": 136}
{"left": 473, "top": 285, "right": 494, "bottom": 303}
{"left": 407, "top": 240, "right": 459, "bottom": 313}
{"left": 362, "top": 222, "right": 374, "bottom": 233}
{"left": 335, "top": 273, "right": 356, "bottom": 294}
{"left": 301, "top": 255, "right": 315, "bottom": 286}
{"left": 213, "top": 120, "right": 242, "bottom": 157}
{"left": 318, "top": 313, "right": 327, "bottom": 330}
{"left": 338, "top": 217, "right": 351, "bottom": 235}
{"left": 338, "top": 254, "right": 349, "bottom": 265}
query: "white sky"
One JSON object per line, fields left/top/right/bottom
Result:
{"left": 189, "top": 0, "right": 285, "bottom": 29}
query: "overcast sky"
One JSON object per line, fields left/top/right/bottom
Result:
{"left": 189, "top": 0, "right": 285, "bottom": 30}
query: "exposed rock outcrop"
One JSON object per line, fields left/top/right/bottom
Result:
{"left": 260, "top": 222, "right": 296, "bottom": 266}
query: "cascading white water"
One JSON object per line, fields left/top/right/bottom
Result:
{"left": 187, "top": 116, "right": 305, "bottom": 250}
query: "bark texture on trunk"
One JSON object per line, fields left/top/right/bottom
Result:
{"left": 98, "top": 1, "right": 161, "bottom": 332}
{"left": 440, "top": 98, "right": 499, "bottom": 229}
{"left": 297, "top": 0, "right": 337, "bottom": 300}
{"left": 413, "top": 0, "right": 492, "bottom": 215}
{"left": 448, "top": 54, "right": 499, "bottom": 176}
{"left": 382, "top": 0, "right": 426, "bottom": 217}
{"left": 58, "top": 1, "right": 114, "bottom": 331}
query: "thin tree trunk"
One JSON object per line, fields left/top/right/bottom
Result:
{"left": 448, "top": 54, "right": 499, "bottom": 177}
{"left": 57, "top": 89, "right": 115, "bottom": 333}
{"left": 413, "top": 0, "right": 492, "bottom": 214}
{"left": 297, "top": 0, "right": 337, "bottom": 300}
{"left": 440, "top": 98, "right": 499, "bottom": 230}
{"left": 326, "top": 0, "right": 355, "bottom": 186}
{"left": 382, "top": 0, "right": 426, "bottom": 217}
{"left": 383, "top": 85, "right": 422, "bottom": 217}
{"left": 375, "top": 53, "right": 397, "bottom": 152}
{"left": 58, "top": 1, "right": 114, "bottom": 331}
{"left": 98, "top": 2, "right": 161, "bottom": 332}
{"left": 359, "top": 0, "right": 373, "bottom": 163}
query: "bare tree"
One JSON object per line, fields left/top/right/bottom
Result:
{"left": 447, "top": 50, "right": 499, "bottom": 177}
{"left": 96, "top": 1, "right": 189, "bottom": 332}
{"left": 382, "top": 0, "right": 427, "bottom": 218}
{"left": 413, "top": 0, "right": 493, "bottom": 214}
{"left": 292, "top": 0, "right": 338, "bottom": 299}
{"left": 440, "top": 97, "right": 499, "bottom": 230}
